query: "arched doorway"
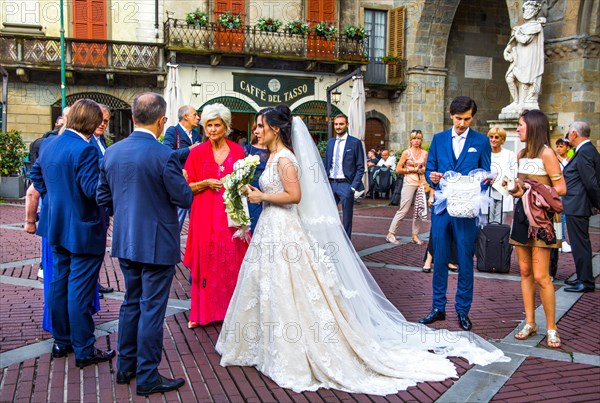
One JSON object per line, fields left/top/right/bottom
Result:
{"left": 52, "top": 92, "right": 132, "bottom": 142}
{"left": 291, "top": 101, "right": 343, "bottom": 143}
{"left": 365, "top": 118, "right": 387, "bottom": 152}
{"left": 198, "top": 96, "right": 256, "bottom": 143}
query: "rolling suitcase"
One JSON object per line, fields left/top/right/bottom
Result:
{"left": 476, "top": 195, "right": 512, "bottom": 273}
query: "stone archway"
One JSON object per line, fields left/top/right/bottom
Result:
{"left": 364, "top": 110, "right": 390, "bottom": 151}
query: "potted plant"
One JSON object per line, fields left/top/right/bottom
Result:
{"left": 285, "top": 19, "right": 309, "bottom": 36}
{"left": 344, "top": 25, "right": 366, "bottom": 41}
{"left": 313, "top": 21, "right": 337, "bottom": 40}
{"left": 217, "top": 11, "right": 242, "bottom": 30}
{"left": 256, "top": 17, "right": 282, "bottom": 32}
{"left": 0, "top": 130, "right": 27, "bottom": 198}
{"left": 185, "top": 8, "right": 209, "bottom": 27}
{"left": 382, "top": 54, "right": 401, "bottom": 65}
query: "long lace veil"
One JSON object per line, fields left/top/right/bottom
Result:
{"left": 290, "top": 117, "right": 507, "bottom": 365}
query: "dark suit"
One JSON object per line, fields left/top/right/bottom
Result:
{"left": 91, "top": 135, "right": 108, "bottom": 166}
{"left": 29, "top": 129, "right": 106, "bottom": 360}
{"left": 425, "top": 128, "right": 491, "bottom": 314}
{"left": 163, "top": 124, "right": 201, "bottom": 230}
{"left": 97, "top": 130, "right": 193, "bottom": 386}
{"left": 563, "top": 141, "right": 600, "bottom": 289}
{"left": 324, "top": 134, "right": 365, "bottom": 237}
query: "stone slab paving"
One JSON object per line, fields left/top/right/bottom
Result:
{"left": 0, "top": 200, "right": 598, "bottom": 402}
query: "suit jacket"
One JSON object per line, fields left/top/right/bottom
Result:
{"left": 163, "top": 124, "right": 202, "bottom": 164}
{"left": 426, "top": 128, "right": 492, "bottom": 188}
{"left": 96, "top": 130, "right": 193, "bottom": 266}
{"left": 29, "top": 129, "right": 107, "bottom": 255}
{"left": 324, "top": 134, "right": 365, "bottom": 191}
{"left": 563, "top": 141, "right": 600, "bottom": 217}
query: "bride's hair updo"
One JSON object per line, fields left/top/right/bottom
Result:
{"left": 256, "top": 104, "right": 294, "bottom": 153}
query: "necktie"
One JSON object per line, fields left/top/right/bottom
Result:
{"left": 453, "top": 135, "right": 464, "bottom": 159}
{"left": 333, "top": 138, "right": 343, "bottom": 177}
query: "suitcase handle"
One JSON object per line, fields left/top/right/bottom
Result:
{"left": 486, "top": 186, "right": 504, "bottom": 225}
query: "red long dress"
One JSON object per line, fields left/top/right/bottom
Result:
{"left": 183, "top": 140, "right": 249, "bottom": 325}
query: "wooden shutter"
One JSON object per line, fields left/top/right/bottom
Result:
{"left": 388, "top": 7, "right": 405, "bottom": 59}
{"left": 72, "top": 0, "right": 106, "bottom": 66}
{"left": 73, "top": 0, "right": 89, "bottom": 38}
{"left": 215, "top": 0, "right": 245, "bottom": 22}
{"left": 90, "top": 0, "right": 106, "bottom": 40}
{"left": 308, "top": 0, "right": 334, "bottom": 23}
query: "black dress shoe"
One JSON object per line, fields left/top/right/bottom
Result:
{"left": 52, "top": 343, "right": 74, "bottom": 358}
{"left": 564, "top": 279, "right": 579, "bottom": 286}
{"left": 564, "top": 283, "right": 595, "bottom": 293}
{"left": 458, "top": 312, "right": 472, "bottom": 331}
{"left": 116, "top": 371, "right": 136, "bottom": 384}
{"left": 75, "top": 348, "right": 116, "bottom": 369}
{"left": 136, "top": 374, "right": 185, "bottom": 396}
{"left": 98, "top": 284, "right": 114, "bottom": 293}
{"left": 419, "top": 308, "right": 446, "bottom": 324}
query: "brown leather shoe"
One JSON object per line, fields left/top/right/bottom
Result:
{"left": 75, "top": 348, "right": 116, "bottom": 369}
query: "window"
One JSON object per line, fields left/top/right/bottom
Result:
{"left": 364, "top": 9, "right": 386, "bottom": 61}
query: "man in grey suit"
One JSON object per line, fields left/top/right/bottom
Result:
{"left": 562, "top": 121, "right": 600, "bottom": 293}
{"left": 97, "top": 93, "right": 193, "bottom": 395}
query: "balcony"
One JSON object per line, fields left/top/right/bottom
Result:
{"left": 0, "top": 34, "right": 164, "bottom": 86}
{"left": 164, "top": 19, "right": 368, "bottom": 73}
{"left": 364, "top": 59, "right": 406, "bottom": 98}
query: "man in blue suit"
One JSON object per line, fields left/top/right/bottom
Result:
{"left": 29, "top": 99, "right": 115, "bottom": 367}
{"left": 97, "top": 93, "right": 193, "bottom": 396}
{"left": 324, "top": 114, "right": 365, "bottom": 238}
{"left": 163, "top": 105, "right": 201, "bottom": 231}
{"left": 420, "top": 96, "right": 492, "bottom": 331}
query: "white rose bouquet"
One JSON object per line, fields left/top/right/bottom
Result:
{"left": 222, "top": 155, "right": 261, "bottom": 241}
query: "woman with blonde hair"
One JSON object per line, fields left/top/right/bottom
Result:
{"left": 386, "top": 130, "right": 428, "bottom": 245}
{"left": 183, "top": 103, "right": 248, "bottom": 328}
{"left": 508, "top": 109, "right": 566, "bottom": 348}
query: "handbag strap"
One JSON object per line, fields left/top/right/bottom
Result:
{"left": 174, "top": 126, "right": 181, "bottom": 149}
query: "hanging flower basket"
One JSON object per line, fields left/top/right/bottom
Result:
{"left": 185, "top": 8, "right": 209, "bottom": 27}
{"left": 285, "top": 19, "right": 309, "bottom": 36}
{"left": 256, "top": 17, "right": 282, "bottom": 32}
{"left": 217, "top": 11, "right": 242, "bottom": 30}
{"left": 382, "top": 55, "right": 401, "bottom": 65}
{"left": 313, "top": 21, "right": 337, "bottom": 40}
{"left": 343, "top": 25, "right": 366, "bottom": 41}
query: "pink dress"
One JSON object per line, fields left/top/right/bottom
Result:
{"left": 183, "top": 140, "right": 249, "bottom": 325}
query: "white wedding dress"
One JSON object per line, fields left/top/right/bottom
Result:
{"left": 215, "top": 118, "right": 507, "bottom": 395}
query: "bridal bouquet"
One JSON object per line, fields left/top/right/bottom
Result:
{"left": 222, "top": 155, "right": 260, "bottom": 241}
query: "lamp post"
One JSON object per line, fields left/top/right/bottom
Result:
{"left": 191, "top": 68, "right": 202, "bottom": 97}
{"left": 60, "top": 0, "right": 66, "bottom": 109}
{"left": 331, "top": 89, "right": 341, "bottom": 104}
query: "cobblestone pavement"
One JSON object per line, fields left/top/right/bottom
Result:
{"left": 1, "top": 199, "right": 598, "bottom": 402}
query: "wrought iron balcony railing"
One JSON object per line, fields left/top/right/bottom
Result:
{"left": 0, "top": 34, "right": 164, "bottom": 73}
{"left": 164, "top": 19, "right": 368, "bottom": 63}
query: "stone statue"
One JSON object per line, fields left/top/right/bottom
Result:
{"left": 501, "top": 0, "right": 546, "bottom": 118}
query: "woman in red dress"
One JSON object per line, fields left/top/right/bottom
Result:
{"left": 184, "top": 103, "right": 248, "bottom": 328}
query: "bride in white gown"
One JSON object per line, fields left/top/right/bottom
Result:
{"left": 215, "top": 105, "right": 507, "bottom": 395}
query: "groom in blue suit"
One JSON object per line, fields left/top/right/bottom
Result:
{"left": 324, "top": 114, "right": 365, "bottom": 238}
{"left": 97, "top": 93, "right": 193, "bottom": 396}
{"left": 420, "top": 96, "right": 491, "bottom": 331}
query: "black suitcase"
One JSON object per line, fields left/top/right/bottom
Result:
{"left": 476, "top": 195, "right": 512, "bottom": 273}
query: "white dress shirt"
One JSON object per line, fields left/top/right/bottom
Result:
{"left": 178, "top": 123, "right": 193, "bottom": 144}
{"left": 330, "top": 134, "right": 347, "bottom": 179}
{"left": 93, "top": 135, "right": 106, "bottom": 155}
{"left": 452, "top": 127, "right": 470, "bottom": 159}
{"left": 376, "top": 156, "right": 396, "bottom": 170}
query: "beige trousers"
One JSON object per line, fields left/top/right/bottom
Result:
{"left": 388, "top": 183, "right": 421, "bottom": 236}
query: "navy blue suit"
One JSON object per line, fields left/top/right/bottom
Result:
{"left": 425, "top": 128, "right": 491, "bottom": 315}
{"left": 163, "top": 124, "right": 201, "bottom": 164}
{"left": 563, "top": 141, "right": 600, "bottom": 289}
{"left": 29, "top": 129, "right": 107, "bottom": 360}
{"left": 163, "top": 124, "right": 201, "bottom": 230}
{"left": 97, "top": 130, "right": 193, "bottom": 386}
{"left": 91, "top": 135, "right": 108, "bottom": 166}
{"left": 324, "top": 134, "right": 365, "bottom": 237}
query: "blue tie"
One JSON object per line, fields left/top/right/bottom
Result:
{"left": 333, "top": 138, "right": 343, "bottom": 177}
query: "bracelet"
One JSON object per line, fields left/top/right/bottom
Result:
{"left": 550, "top": 173, "right": 562, "bottom": 181}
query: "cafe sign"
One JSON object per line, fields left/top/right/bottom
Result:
{"left": 233, "top": 73, "right": 315, "bottom": 106}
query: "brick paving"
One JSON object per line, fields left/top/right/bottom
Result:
{"left": 0, "top": 199, "right": 598, "bottom": 402}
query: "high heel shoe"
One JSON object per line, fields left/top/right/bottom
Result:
{"left": 411, "top": 237, "right": 424, "bottom": 245}
{"left": 514, "top": 323, "right": 538, "bottom": 340}
{"left": 422, "top": 266, "right": 431, "bottom": 273}
{"left": 188, "top": 321, "right": 200, "bottom": 329}
{"left": 386, "top": 234, "right": 400, "bottom": 245}
{"left": 546, "top": 329, "right": 561, "bottom": 348}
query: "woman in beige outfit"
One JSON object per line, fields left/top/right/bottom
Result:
{"left": 386, "top": 130, "right": 428, "bottom": 245}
